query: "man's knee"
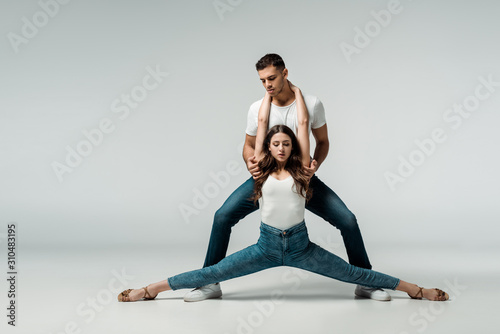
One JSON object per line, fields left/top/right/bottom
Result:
{"left": 336, "top": 211, "right": 360, "bottom": 232}
{"left": 213, "top": 208, "right": 232, "bottom": 229}
{"left": 213, "top": 204, "right": 244, "bottom": 230}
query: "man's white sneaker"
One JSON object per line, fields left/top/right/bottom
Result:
{"left": 183, "top": 283, "right": 222, "bottom": 302}
{"left": 355, "top": 285, "right": 391, "bottom": 301}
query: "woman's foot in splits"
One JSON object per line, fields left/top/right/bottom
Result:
{"left": 397, "top": 281, "right": 449, "bottom": 301}
{"left": 118, "top": 280, "right": 171, "bottom": 302}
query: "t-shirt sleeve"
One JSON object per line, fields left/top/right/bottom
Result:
{"left": 245, "top": 102, "right": 259, "bottom": 136}
{"left": 311, "top": 97, "right": 326, "bottom": 129}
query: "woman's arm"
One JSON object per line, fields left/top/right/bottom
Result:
{"left": 254, "top": 92, "right": 272, "bottom": 160}
{"left": 289, "top": 81, "right": 310, "bottom": 167}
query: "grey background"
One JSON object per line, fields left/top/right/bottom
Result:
{"left": 1, "top": 0, "right": 499, "bottom": 256}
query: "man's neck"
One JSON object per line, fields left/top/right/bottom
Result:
{"left": 271, "top": 86, "right": 295, "bottom": 107}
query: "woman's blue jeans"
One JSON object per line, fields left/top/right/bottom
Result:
{"left": 203, "top": 175, "right": 372, "bottom": 270}
{"left": 168, "top": 221, "right": 400, "bottom": 291}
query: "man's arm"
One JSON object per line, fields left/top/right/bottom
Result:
{"left": 243, "top": 134, "right": 255, "bottom": 162}
{"left": 311, "top": 123, "right": 329, "bottom": 171}
{"left": 243, "top": 134, "right": 260, "bottom": 178}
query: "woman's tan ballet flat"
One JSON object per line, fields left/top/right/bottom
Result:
{"left": 117, "top": 286, "right": 157, "bottom": 302}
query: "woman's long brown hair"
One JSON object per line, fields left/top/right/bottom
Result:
{"left": 250, "top": 125, "right": 312, "bottom": 203}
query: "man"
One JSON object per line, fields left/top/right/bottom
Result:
{"left": 184, "top": 53, "right": 390, "bottom": 302}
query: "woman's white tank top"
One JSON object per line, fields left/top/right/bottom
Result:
{"left": 258, "top": 175, "right": 305, "bottom": 230}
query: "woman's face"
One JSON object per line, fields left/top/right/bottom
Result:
{"left": 268, "top": 132, "right": 292, "bottom": 163}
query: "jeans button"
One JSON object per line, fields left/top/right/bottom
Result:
{"left": 283, "top": 231, "right": 287, "bottom": 235}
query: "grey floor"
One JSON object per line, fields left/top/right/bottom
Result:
{"left": 6, "top": 244, "right": 499, "bottom": 334}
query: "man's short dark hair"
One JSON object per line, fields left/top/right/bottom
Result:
{"left": 255, "top": 53, "right": 286, "bottom": 71}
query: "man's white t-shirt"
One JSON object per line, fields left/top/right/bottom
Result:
{"left": 245, "top": 94, "right": 326, "bottom": 137}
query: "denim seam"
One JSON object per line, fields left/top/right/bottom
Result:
{"left": 391, "top": 278, "right": 401, "bottom": 290}
{"left": 256, "top": 242, "right": 278, "bottom": 264}
{"left": 167, "top": 277, "right": 177, "bottom": 291}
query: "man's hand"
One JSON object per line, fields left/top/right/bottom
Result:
{"left": 303, "top": 159, "right": 318, "bottom": 179}
{"left": 246, "top": 155, "right": 262, "bottom": 179}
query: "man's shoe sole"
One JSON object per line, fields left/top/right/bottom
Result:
{"left": 355, "top": 287, "right": 391, "bottom": 301}
{"left": 184, "top": 290, "right": 222, "bottom": 302}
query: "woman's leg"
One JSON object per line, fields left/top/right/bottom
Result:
{"left": 120, "top": 242, "right": 278, "bottom": 301}
{"left": 290, "top": 242, "right": 447, "bottom": 300}
{"left": 169, "top": 242, "right": 278, "bottom": 290}
{"left": 292, "top": 242, "right": 399, "bottom": 289}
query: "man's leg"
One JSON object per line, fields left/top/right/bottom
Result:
{"left": 203, "top": 176, "right": 259, "bottom": 267}
{"left": 306, "top": 175, "right": 391, "bottom": 300}
{"left": 306, "top": 175, "right": 371, "bottom": 269}
{"left": 185, "top": 176, "right": 258, "bottom": 301}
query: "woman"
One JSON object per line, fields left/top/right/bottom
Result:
{"left": 118, "top": 82, "right": 449, "bottom": 302}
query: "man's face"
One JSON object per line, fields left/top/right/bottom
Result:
{"left": 258, "top": 66, "right": 288, "bottom": 97}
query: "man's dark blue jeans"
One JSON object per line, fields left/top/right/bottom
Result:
{"left": 203, "top": 175, "right": 372, "bottom": 270}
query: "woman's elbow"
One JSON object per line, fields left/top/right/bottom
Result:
{"left": 298, "top": 119, "right": 309, "bottom": 128}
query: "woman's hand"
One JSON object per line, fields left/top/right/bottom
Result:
{"left": 288, "top": 80, "right": 301, "bottom": 95}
